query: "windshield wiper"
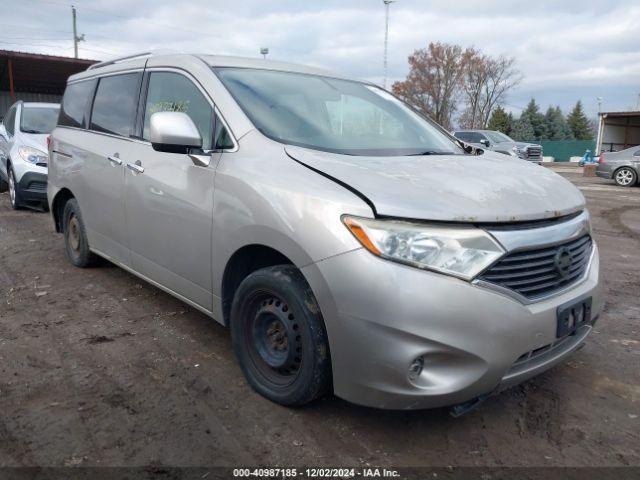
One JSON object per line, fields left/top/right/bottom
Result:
{"left": 21, "top": 129, "right": 44, "bottom": 134}
{"left": 405, "top": 150, "right": 455, "bottom": 156}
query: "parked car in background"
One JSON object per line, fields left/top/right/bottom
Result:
{"left": 595, "top": 146, "right": 640, "bottom": 187}
{"left": 453, "top": 129, "right": 543, "bottom": 163}
{"left": 49, "top": 52, "right": 601, "bottom": 411}
{"left": 0, "top": 101, "right": 60, "bottom": 209}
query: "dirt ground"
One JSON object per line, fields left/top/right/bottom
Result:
{"left": 0, "top": 168, "right": 638, "bottom": 468}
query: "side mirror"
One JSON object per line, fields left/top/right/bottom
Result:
{"left": 150, "top": 111, "right": 202, "bottom": 154}
{"left": 479, "top": 139, "right": 490, "bottom": 147}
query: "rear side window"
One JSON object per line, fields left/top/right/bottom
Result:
{"left": 90, "top": 73, "right": 141, "bottom": 137}
{"left": 59, "top": 80, "right": 96, "bottom": 128}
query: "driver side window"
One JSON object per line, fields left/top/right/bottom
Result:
{"left": 143, "top": 72, "right": 214, "bottom": 150}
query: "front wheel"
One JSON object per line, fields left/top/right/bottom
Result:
{"left": 7, "top": 166, "right": 22, "bottom": 210}
{"left": 230, "top": 265, "right": 331, "bottom": 406}
{"left": 614, "top": 167, "right": 637, "bottom": 187}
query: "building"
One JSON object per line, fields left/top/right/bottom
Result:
{"left": 596, "top": 110, "right": 640, "bottom": 154}
{"left": 0, "top": 50, "right": 96, "bottom": 118}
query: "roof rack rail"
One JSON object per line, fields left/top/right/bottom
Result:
{"left": 87, "top": 49, "right": 177, "bottom": 70}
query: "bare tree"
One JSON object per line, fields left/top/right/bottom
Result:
{"left": 459, "top": 54, "right": 522, "bottom": 129}
{"left": 392, "top": 42, "right": 472, "bottom": 129}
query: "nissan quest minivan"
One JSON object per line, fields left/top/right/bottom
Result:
{"left": 48, "top": 52, "right": 602, "bottom": 411}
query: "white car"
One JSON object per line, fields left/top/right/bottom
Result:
{"left": 0, "top": 101, "right": 60, "bottom": 209}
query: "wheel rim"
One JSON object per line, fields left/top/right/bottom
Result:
{"left": 245, "top": 292, "right": 302, "bottom": 386}
{"left": 616, "top": 169, "right": 634, "bottom": 186}
{"left": 68, "top": 215, "right": 81, "bottom": 252}
{"left": 8, "top": 170, "right": 15, "bottom": 206}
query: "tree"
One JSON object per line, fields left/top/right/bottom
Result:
{"left": 459, "top": 54, "right": 521, "bottom": 129}
{"left": 511, "top": 116, "right": 534, "bottom": 141}
{"left": 544, "top": 106, "right": 573, "bottom": 140}
{"left": 487, "top": 106, "right": 513, "bottom": 135}
{"left": 519, "top": 99, "right": 546, "bottom": 140}
{"left": 392, "top": 42, "right": 472, "bottom": 129}
{"left": 567, "top": 101, "right": 592, "bottom": 140}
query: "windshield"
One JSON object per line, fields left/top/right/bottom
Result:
{"left": 215, "top": 68, "right": 463, "bottom": 156}
{"left": 20, "top": 106, "right": 60, "bottom": 134}
{"left": 484, "top": 131, "right": 513, "bottom": 144}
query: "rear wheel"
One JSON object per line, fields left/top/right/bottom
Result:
{"left": 63, "top": 198, "right": 99, "bottom": 267}
{"left": 614, "top": 167, "right": 637, "bottom": 187}
{"left": 230, "top": 265, "right": 331, "bottom": 406}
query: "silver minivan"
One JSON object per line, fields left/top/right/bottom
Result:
{"left": 48, "top": 52, "right": 602, "bottom": 411}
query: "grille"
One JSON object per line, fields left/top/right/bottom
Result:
{"left": 525, "top": 146, "right": 542, "bottom": 160}
{"left": 27, "top": 181, "right": 47, "bottom": 192}
{"left": 478, "top": 234, "right": 592, "bottom": 300}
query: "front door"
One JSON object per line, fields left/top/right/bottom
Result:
{"left": 124, "top": 70, "right": 221, "bottom": 312}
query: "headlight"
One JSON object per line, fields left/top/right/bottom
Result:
{"left": 343, "top": 216, "right": 505, "bottom": 280}
{"left": 511, "top": 146, "right": 523, "bottom": 157}
{"left": 18, "top": 146, "right": 48, "bottom": 164}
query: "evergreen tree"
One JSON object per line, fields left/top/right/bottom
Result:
{"left": 544, "top": 106, "right": 573, "bottom": 140}
{"left": 567, "top": 101, "right": 592, "bottom": 140}
{"left": 519, "top": 99, "right": 546, "bottom": 140}
{"left": 507, "top": 112, "right": 515, "bottom": 136}
{"left": 487, "top": 106, "right": 512, "bottom": 135}
{"left": 511, "top": 116, "right": 535, "bottom": 141}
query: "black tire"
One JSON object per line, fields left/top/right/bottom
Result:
{"left": 614, "top": 167, "right": 637, "bottom": 187}
{"left": 62, "top": 198, "right": 99, "bottom": 267}
{"left": 7, "top": 165, "right": 23, "bottom": 210}
{"left": 230, "top": 265, "right": 331, "bottom": 406}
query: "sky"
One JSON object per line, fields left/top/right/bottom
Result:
{"left": 1, "top": 0, "right": 639, "bottom": 121}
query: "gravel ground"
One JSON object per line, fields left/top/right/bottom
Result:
{"left": 0, "top": 170, "right": 638, "bottom": 468}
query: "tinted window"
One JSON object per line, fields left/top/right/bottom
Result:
{"left": 90, "top": 73, "right": 141, "bottom": 137}
{"left": 4, "top": 106, "right": 16, "bottom": 136}
{"left": 214, "top": 117, "right": 234, "bottom": 149}
{"left": 20, "top": 106, "right": 60, "bottom": 134}
{"left": 143, "top": 72, "right": 214, "bottom": 149}
{"left": 59, "top": 80, "right": 95, "bottom": 128}
{"left": 634, "top": 150, "right": 640, "bottom": 157}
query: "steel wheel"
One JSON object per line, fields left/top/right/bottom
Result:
{"left": 245, "top": 291, "right": 302, "bottom": 386}
{"left": 614, "top": 167, "right": 636, "bottom": 187}
{"left": 67, "top": 215, "right": 82, "bottom": 254}
{"left": 230, "top": 265, "right": 331, "bottom": 406}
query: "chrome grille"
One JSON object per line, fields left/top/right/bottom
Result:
{"left": 478, "top": 234, "right": 592, "bottom": 300}
{"left": 525, "top": 145, "right": 542, "bottom": 160}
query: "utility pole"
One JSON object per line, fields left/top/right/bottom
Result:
{"left": 382, "top": 0, "right": 395, "bottom": 89}
{"left": 596, "top": 97, "right": 603, "bottom": 114}
{"left": 71, "top": 5, "right": 85, "bottom": 58}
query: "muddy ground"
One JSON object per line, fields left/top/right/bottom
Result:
{"left": 0, "top": 168, "right": 638, "bottom": 468}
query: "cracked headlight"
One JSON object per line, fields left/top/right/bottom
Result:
{"left": 343, "top": 216, "right": 505, "bottom": 280}
{"left": 18, "top": 146, "right": 48, "bottom": 164}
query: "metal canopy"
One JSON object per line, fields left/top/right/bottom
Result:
{"left": 0, "top": 50, "right": 97, "bottom": 97}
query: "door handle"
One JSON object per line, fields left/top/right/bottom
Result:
{"left": 126, "top": 162, "right": 144, "bottom": 174}
{"left": 107, "top": 155, "right": 122, "bottom": 166}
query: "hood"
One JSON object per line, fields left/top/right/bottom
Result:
{"left": 285, "top": 145, "right": 585, "bottom": 223}
{"left": 18, "top": 132, "right": 49, "bottom": 152}
{"left": 496, "top": 141, "right": 539, "bottom": 149}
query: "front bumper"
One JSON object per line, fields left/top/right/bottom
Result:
{"left": 17, "top": 171, "right": 48, "bottom": 203}
{"left": 303, "top": 244, "right": 602, "bottom": 410}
